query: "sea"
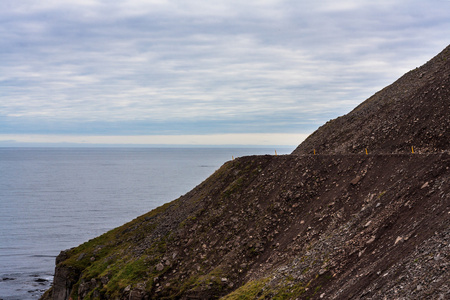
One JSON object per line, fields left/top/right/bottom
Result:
{"left": 0, "top": 147, "right": 293, "bottom": 300}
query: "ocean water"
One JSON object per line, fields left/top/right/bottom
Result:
{"left": 0, "top": 147, "right": 293, "bottom": 300}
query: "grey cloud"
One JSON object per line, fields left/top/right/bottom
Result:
{"left": 1, "top": 0, "right": 449, "bottom": 136}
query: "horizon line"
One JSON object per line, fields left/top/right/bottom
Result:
{"left": 0, "top": 133, "right": 309, "bottom": 147}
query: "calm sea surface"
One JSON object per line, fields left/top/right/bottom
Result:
{"left": 0, "top": 147, "right": 293, "bottom": 299}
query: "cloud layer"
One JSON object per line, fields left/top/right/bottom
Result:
{"left": 1, "top": 0, "right": 449, "bottom": 144}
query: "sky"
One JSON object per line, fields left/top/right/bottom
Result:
{"left": 1, "top": 0, "right": 449, "bottom": 146}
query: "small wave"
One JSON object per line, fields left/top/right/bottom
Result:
{"left": 1, "top": 277, "right": 16, "bottom": 281}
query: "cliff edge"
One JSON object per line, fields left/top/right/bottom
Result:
{"left": 41, "top": 45, "right": 449, "bottom": 300}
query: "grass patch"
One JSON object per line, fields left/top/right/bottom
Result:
{"left": 222, "top": 276, "right": 308, "bottom": 300}
{"left": 378, "top": 191, "right": 386, "bottom": 198}
{"left": 222, "top": 277, "right": 270, "bottom": 300}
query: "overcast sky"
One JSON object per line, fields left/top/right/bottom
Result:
{"left": 1, "top": 0, "right": 449, "bottom": 146}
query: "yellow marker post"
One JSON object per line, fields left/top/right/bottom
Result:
{"left": 365, "top": 148, "right": 368, "bottom": 155}
{"left": 232, "top": 156, "right": 234, "bottom": 160}
{"left": 275, "top": 150, "right": 278, "bottom": 156}
{"left": 314, "top": 149, "right": 316, "bottom": 155}
{"left": 411, "top": 146, "right": 414, "bottom": 154}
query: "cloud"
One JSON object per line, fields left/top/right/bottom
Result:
{"left": 1, "top": 0, "right": 449, "bottom": 144}
{"left": 0, "top": 133, "right": 308, "bottom": 146}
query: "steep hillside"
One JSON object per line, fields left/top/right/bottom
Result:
{"left": 293, "top": 44, "right": 450, "bottom": 155}
{"left": 41, "top": 45, "right": 449, "bottom": 300}
{"left": 42, "top": 153, "right": 449, "bottom": 300}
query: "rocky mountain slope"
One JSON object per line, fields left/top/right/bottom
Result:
{"left": 293, "top": 44, "right": 450, "bottom": 155}
{"left": 41, "top": 45, "right": 449, "bottom": 300}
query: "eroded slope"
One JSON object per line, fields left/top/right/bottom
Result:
{"left": 42, "top": 153, "right": 449, "bottom": 299}
{"left": 293, "top": 44, "right": 450, "bottom": 155}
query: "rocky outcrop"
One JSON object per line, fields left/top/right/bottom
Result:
{"left": 41, "top": 45, "right": 449, "bottom": 300}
